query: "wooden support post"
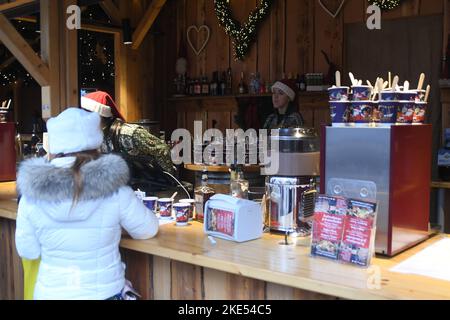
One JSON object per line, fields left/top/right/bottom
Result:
{"left": 114, "top": 32, "right": 128, "bottom": 121}
{"left": 61, "top": 0, "right": 79, "bottom": 108}
{"left": 131, "top": 0, "right": 166, "bottom": 50}
{"left": 40, "top": 0, "right": 78, "bottom": 119}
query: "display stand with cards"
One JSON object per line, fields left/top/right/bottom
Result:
{"left": 311, "top": 195, "right": 377, "bottom": 267}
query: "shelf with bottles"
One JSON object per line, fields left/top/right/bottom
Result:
{"left": 168, "top": 91, "right": 328, "bottom": 102}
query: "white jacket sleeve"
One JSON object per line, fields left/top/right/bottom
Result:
{"left": 118, "top": 187, "right": 159, "bottom": 239}
{"left": 15, "top": 196, "right": 41, "bottom": 260}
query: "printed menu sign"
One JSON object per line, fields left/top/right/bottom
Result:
{"left": 311, "top": 196, "right": 347, "bottom": 260}
{"left": 339, "top": 200, "right": 377, "bottom": 267}
{"left": 311, "top": 195, "right": 377, "bottom": 267}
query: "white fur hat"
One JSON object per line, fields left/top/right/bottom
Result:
{"left": 46, "top": 108, "right": 103, "bottom": 155}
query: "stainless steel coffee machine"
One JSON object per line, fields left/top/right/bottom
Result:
{"left": 263, "top": 128, "right": 320, "bottom": 236}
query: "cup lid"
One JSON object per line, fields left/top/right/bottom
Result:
{"left": 328, "top": 86, "right": 349, "bottom": 90}
{"left": 180, "top": 199, "right": 196, "bottom": 203}
{"left": 159, "top": 198, "right": 174, "bottom": 202}
{"left": 143, "top": 196, "right": 158, "bottom": 200}
{"left": 173, "top": 203, "right": 190, "bottom": 207}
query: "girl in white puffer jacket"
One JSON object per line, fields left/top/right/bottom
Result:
{"left": 15, "top": 108, "right": 159, "bottom": 300}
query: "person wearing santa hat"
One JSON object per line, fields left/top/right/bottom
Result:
{"left": 263, "top": 79, "right": 304, "bottom": 129}
{"left": 80, "top": 91, "right": 176, "bottom": 179}
{"left": 16, "top": 108, "right": 159, "bottom": 300}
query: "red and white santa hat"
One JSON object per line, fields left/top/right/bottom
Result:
{"left": 81, "top": 91, "right": 125, "bottom": 120}
{"left": 271, "top": 79, "right": 297, "bottom": 102}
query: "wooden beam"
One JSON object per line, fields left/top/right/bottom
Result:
{"left": 99, "top": 0, "right": 122, "bottom": 26}
{"left": 82, "top": 22, "right": 121, "bottom": 34}
{"left": 0, "top": 36, "right": 40, "bottom": 71}
{"left": 131, "top": 0, "right": 166, "bottom": 50}
{"left": 0, "top": 0, "right": 35, "bottom": 12}
{"left": 0, "top": 13, "right": 49, "bottom": 86}
{"left": 13, "top": 16, "right": 122, "bottom": 34}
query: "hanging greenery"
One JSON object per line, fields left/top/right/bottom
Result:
{"left": 368, "top": 0, "right": 402, "bottom": 10}
{"left": 214, "top": 0, "right": 273, "bottom": 61}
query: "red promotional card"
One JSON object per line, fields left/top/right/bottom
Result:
{"left": 339, "top": 200, "right": 377, "bottom": 267}
{"left": 311, "top": 196, "right": 347, "bottom": 260}
{"left": 206, "top": 208, "right": 235, "bottom": 237}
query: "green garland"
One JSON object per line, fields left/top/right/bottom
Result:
{"left": 368, "top": 0, "right": 402, "bottom": 10}
{"left": 214, "top": 0, "right": 273, "bottom": 61}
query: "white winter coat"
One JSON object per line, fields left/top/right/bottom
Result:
{"left": 15, "top": 154, "right": 159, "bottom": 300}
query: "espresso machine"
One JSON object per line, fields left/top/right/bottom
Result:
{"left": 263, "top": 128, "right": 320, "bottom": 236}
{"left": 0, "top": 99, "right": 16, "bottom": 182}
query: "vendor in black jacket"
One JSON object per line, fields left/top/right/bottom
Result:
{"left": 263, "top": 79, "right": 304, "bottom": 129}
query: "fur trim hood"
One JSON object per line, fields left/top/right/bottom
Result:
{"left": 17, "top": 154, "right": 130, "bottom": 203}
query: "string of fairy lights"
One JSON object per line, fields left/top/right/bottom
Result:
{"left": 214, "top": 0, "right": 273, "bottom": 61}
{"left": 1, "top": 2, "right": 404, "bottom": 86}
{"left": 368, "top": 0, "right": 402, "bottom": 10}
{"left": 0, "top": 20, "right": 36, "bottom": 87}
{"left": 78, "top": 6, "right": 115, "bottom": 89}
{"left": 0, "top": 5, "right": 115, "bottom": 89}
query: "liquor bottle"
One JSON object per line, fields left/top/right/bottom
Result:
{"left": 295, "top": 74, "right": 301, "bottom": 90}
{"left": 30, "top": 122, "right": 41, "bottom": 157}
{"left": 194, "top": 169, "right": 216, "bottom": 223}
{"left": 15, "top": 123, "right": 23, "bottom": 162}
{"left": 254, "top": 72, "right": 261, "bottom": 94}
{"left": 238, "top": 72, "right": 247, "bottom": 94}
{"left": 220, "top": 72, "right": 227, "bottom": 96}
{"left": 230, "top": 165, "right": 249, "bottom": 199}
{"left": 229, "top": 163, "right": 237, "bottom": 183}
{"left": 201, "top": 76, "right": 210, "bottom": 96}
{"left": 210, "top": 71, "right": 219, "bottom": 96}
{"left": 226, "top": 67, "right": 233, "bottom": 95}
{"left": 299, "top": 74, "right": 307, "bottom": 91}
{"left": 194, "top": 78, "right": 201, "bottom": 95}
{"left": 248, "top": 73, "right": 256, "bottom": 94}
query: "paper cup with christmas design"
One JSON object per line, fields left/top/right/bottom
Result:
{"left": 179, "top": 199, "right": 196, "bottom": 221}
{"left": 413, "top": 102, "right": 427, "bottom": 124}
{"left": 329, "top": 101, "right": 350, "bottom": 123}
{"left": 415, "top": 89, "right": 426, "bottom": 102}
{"left": 351, "top": 86, "right": 372, "bottom": 101}
{"left": 328, "top": 86, "right": 350, "bottom": 101}
{"left": 380, "top": 90, "right": 399, "bottom": 101}
{"left": 350, "top": 101, "right": 373, "bottom": 123}
{"left": 399, "top": 91, "right": 417, "bottom": 102}
{"left": 158, "top": 198, "right": 174, "bottom": 219}
{"left": 143, "top": 197, "right": 158, "bottom": 212}
{"left": 378, "top": 100, "right": 399, "bottom": 123}
{"left": 173, "top": 203, "right": 190, "bottom": 226}
{"left": 397, "top": 101, "right": 415, "bottom": 124}
{"left": 371, "top": 101, "right": 381, "bottom": 122}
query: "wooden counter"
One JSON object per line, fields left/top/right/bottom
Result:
{"left": 2, "top": 182, "right": 450, "bottom": 300}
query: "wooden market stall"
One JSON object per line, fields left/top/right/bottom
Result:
{"left": 1, "top": 0, "right": 450, "bottom": 301}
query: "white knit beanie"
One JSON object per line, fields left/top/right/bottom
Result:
{"left": 46, "top": 108, "right": 103, "bottom": 155}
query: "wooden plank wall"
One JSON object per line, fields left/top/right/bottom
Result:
{"left": 121, "top": 251, "right": 338, "bottom": 300}
{"left": 166, "top": 0, "right": 443, "bottom": 87}
{"left": 0, "top": 218, "right": 23, "bottom": 300}
{"left": 114, "top": 0, "right": 159, "bottom": 122}
{"left": 0, "top": 217, "right": 336, "bottom": 300}
{"left": 148, "top": 0, "right": 445, "bottom": 131}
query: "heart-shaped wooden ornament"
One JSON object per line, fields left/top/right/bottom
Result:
{"left": 318, "top": 0, "right": 346, "bottom": 19}
{"left": 186, "top": 25, "right": 211, "bottom": 56}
